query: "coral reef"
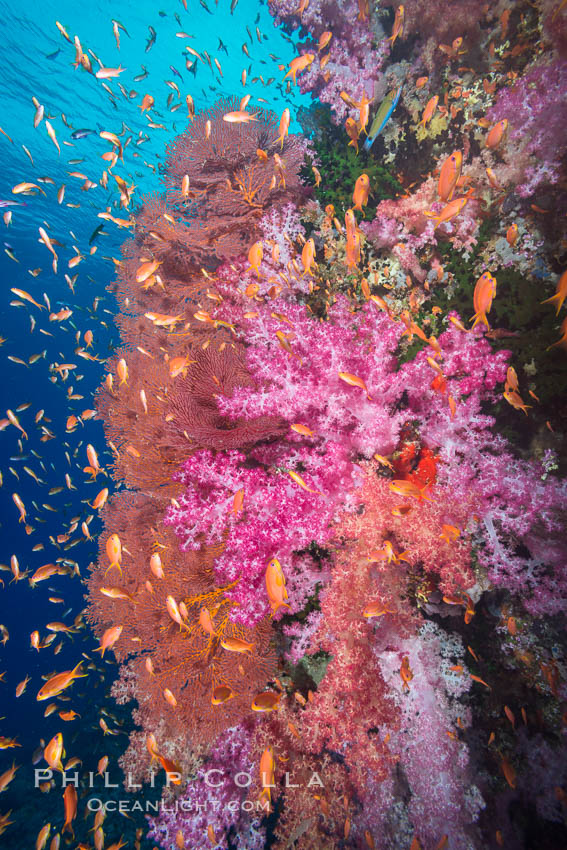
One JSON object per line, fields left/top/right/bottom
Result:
{"left": 85, "top": 22, "right": 567, "bottom": 843}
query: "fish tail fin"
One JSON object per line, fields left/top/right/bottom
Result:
{"left": 423, "top": 211, "right": 441, "bottom": 228}
{"left": 104, "top": 562, "right": 122, "bottom": 579}
{"left": 547, "top": 335, "right": 567, "bottom": 351}
{"left": 363, "top": 135, "right": 374, "bottom": 153}
{"left": 72, "top": 661, "right": 87, "bottom": 678}
{"left": 469, "top": 311, "right": 489, "bottom": 330}
{"left": 270, "top": 601, "right": 291, "bottom": 617}
{"left": 541, "top": 292, "right": 563, "bottom": 315}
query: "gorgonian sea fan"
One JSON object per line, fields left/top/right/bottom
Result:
{"left": 162, "top": 96, "right": 311, "bottom": 263}
{"left": 87, "top": 493, "right": 277, "bottom": 755}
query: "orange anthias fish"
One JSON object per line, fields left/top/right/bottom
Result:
{"left": 91, "top": 487, "right": 109, "bottom": 510}
{"left": 284, "top": 53, "right": 315, "bottom": 84}
{"left": 500, "top": 756, "right": 517, "bottom": 789}
{"left": 223, "top": 110, "right": 259, "bottom": 124}
{"left": 438, "top": 36, "right": 466, "bottom": 59}
{"left": 440, "top": 524, "right": 460, "bottom": 543}
{"left": 252, "top": 690, "right": 281, "bottom": 712}
{"left": 352, "top": 174, "right": 370, "bottom": 213}
{"left": 96, "top": 65, "right": 126, "bottom": 79}
{"left": 541, "top": 270, "right": 567, "bottom": 316}
{"left": 505, "top": 365, "right": 519, "bottom": 393}
{"left": 211, "top": 685, "right": 234, "bottom": 705}
{"left": 344, "top": 208, "right": 357, "bottom": 246}
{"left": 199, "top": 607, "right": 216, "bottom": 636}
{"left": 506, "top": 222, "right": 519, "bottom": 246}
{"left": 389, "top": 5, "right": 405, "bottom": 46}
{"left": 36, "top": 663, "right": 87, "bottom": 701}
{"left": 356, "top": 92, "right": 372, "bottom": 135}
{"left": 166, "top": 595, "right": 188, "bottom": 629}
{"left": 220, "top": 636, "right": 255, "bottom": 653}
{"left": 44, "top": 732, "right": 64, "bottom": 771}
{"left": 301, "top": 238, "right": 316, "bottom": 276}
{"left": 419, "top": 95, "right": 439, "bottom": 127}
{"left": 59, "top": 710, "right": 80, "bottom": 721}
{"left": 105, "top": 533, "right": 122, "bottom": 577}
{"left": 265, "top": 557, "right": 290, "bottom": 615}
{"left": 35, "top": 823, "right": 50, "bottom": 850}
{"left": 400, "top": 656, "right": 413, "bottom": 690}
{"left": 318, "top": 31, "right": 332, "bottom": 51}
{"left": 136, "top": 259, "right": 161, "bottom": 283}
{"left": 486, "top": 119, "right": 508, "bottom": 149}
{"left": 259, "top": 747, "right": 276, "bottom": 805}
{"left": 486, "top": 167, "right": 502, "bottom": 191}
{"left": 389, "top": 479, "right": 431, "bottom": 501}
{"left": 362, "top": 600, "right": 396, "bottom": 618}
{"left": 275, "top": 107, "right": 290, "bottom": 148}
{"left": 470, "top": 272, "right": 497, "bottom": 329}
{"left": 357, "top": 0, "right": 369, "bottom": 21}
{"left": 139, "top": 93, "right": 154, "bottom": 113}
{"left": 287, "top": 469, "right": 322, "bottom": 495}
{"left": 345, "top": 117, "right": 360, "bottom": 152}
{"left": 247, "top": 241, "right": 263, "bottom": 277}
{"left": 291, "top": 423, "right": 314, "bottom": 437}
{"left": 503, "top": 390, "right": 532, "bottom": 415}
{"left": 425, "top": 190, "right": 472, "bottom": 229}
{"left": 94, "top": 625, "right": 123, "bottom": 658}
{"left": 30, "top": 563, "right": 69, "bottom": 584}
{"left": 338, "top": 371, "right": 372, "bottom": 399}
{"left": 276, "top": 330, "right": 301, "bottom": 361}
{"left": 10, "top": 288, "right": 46, "bottom": 311}
{"left": 232, "top": 488, "right": 244, "bottom": 514}
{"left": 368, "top": 540, "right": 409, "bottom": 564}
{"left": 438, "top": 151, "right": 462, "bottom": 202}
{"left": 62, "top": 784, "right": 77, "bottom": 834}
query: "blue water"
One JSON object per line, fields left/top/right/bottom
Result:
{"left": 0, "top": 1, "right": 310, "bottom": 845}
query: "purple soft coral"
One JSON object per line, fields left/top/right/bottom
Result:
{"left": 487, "top": 59, "right": 567, "bottom": 196}
{"left": 147, "top": 724, "right": 265, "bottom": 850}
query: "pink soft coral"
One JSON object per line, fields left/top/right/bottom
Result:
{"left": 216, "top": 294, "right": 408, "bottom": 457}
{"left": 166, "top": 443, "right": 356, "bottom": 626}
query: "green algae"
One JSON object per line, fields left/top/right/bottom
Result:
{"left": 299, "top": 104, "right": 401, "bottom": 218}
